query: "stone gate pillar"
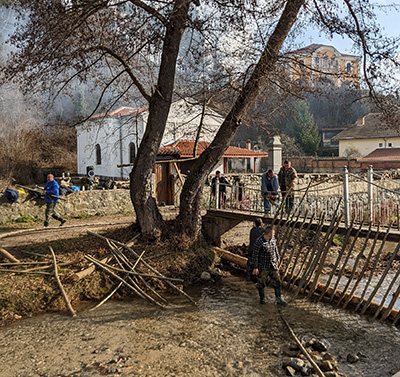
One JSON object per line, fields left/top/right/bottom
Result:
{"left": 268, "top": 135, "right": 282, "bottom": 172}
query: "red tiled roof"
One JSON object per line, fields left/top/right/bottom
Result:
{"left": 160, "top": 140, "right": 268, "bottom": 158}
{"left": 158, "top": 147, "right": 181, "bottom": 156}
{"left": 359, "top": 147, "right": 400, "bottom": 162}
{"left": 90, "top": 105, "right": 149, "bottom": 119}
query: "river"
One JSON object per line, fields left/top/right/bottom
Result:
{"left": 1, "top": 275, "right": 400, "bottom": 377}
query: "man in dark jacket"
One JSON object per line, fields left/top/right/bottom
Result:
{"left": 44, "top": 174, "right": 66, "bottom": 227}
{"left": 278, "top": 160, "right": 297, "bottom": 214}
{"left": 252, "top": 226, "right": 286, "bottom": 305}
{"left": 246, "top": 218, "right": 264, "bottom": 281}
{"left": 211, "top": 171, "right": 231, "bottom": 208}
{"left": 261, "top": 169, "right": 279, "bottom": 215}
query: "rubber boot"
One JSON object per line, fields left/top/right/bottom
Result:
{"left": 258, "top": 288, "right": 266, "bottom": 304}
{"left": 274, "top": 286, "right": 287, "bottom": 306}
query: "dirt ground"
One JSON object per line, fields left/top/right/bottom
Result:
{"left": 1, "top": 215, "right": 400, "bottom": 377}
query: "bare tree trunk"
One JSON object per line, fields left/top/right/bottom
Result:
{"left": 178, "top": 0, "right": 305, "bottom": 238}
{"left": 130, "top": 0, "right": 192, "bottom": 238}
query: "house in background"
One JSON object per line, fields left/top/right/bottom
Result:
{"left": 162, "top": 140, "right": 268, "bottom": 175}
{"left": 286, "top": 44, "right": 360, "bottom": 88}
{"left": 359, "top": 147, "right": 400, "bottom": 171}
{"left": 76, "top": 98, "right": 225, "bottom": 179}
{"left": 154, "top": 140, "right": 268, "bottom": 205}
{"left": 334, "top": 113, "right": 400, "bottom": 157}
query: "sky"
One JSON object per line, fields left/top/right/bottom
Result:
{"left": 297, "top": 1, "right": 400, "bottom": 54}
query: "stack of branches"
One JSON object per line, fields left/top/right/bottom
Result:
{"left": 86, "top": 231, "right": 195, "bottom": 310}
{"left": 0, "top": 247, "right": 79, "bottom": 276}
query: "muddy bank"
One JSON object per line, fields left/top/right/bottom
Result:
{"left": 1, "top": 276, "right": 400, "bottom": 377}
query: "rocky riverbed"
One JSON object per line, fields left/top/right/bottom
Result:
{"left": 1, "top": 275, "right": 400, "bottom": 377}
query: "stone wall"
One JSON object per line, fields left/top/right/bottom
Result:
{"left": 0, "top": 189, "right": 134, "bottom": 224}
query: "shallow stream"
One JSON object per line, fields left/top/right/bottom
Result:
{"left": 1, "top": 275, "right": 400, "bottom": 377}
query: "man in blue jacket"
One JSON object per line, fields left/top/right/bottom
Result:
{"left": 44, "top": 174, "right": 66, "bottom": 227}
{"left": 261, "top": 169, "right": 279, "bottom": 216}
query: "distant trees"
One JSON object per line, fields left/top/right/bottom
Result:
{"left": 292, "top": 100, "right": 319, "bottom": 155}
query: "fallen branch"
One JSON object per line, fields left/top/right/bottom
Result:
{"left": 0, "top": 269, "right": 55, "bottom": 275}
{"left": 280, "top": 313, "right": 326, "bottom": 377}
{"left": 87, "top": 231, "right": 195, "bottom": 304}
{"left": 71, "top": 256, "right": 111, "bottom": 281}
{"left": 0, "top": 248, "right": 20, "bottom": 263}
{"left": 84, "top": 255, "right": 165, "bottom": 308}
{"left": 49, "top": 246, "right": 77, "bottom": 317}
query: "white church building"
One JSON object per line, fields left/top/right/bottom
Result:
{"left": 76, "top": 99, "right": 225, "bottom": 179}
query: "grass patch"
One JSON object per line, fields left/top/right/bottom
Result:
{"left": 15, "top": 215, "right": 36, "bottom": 223}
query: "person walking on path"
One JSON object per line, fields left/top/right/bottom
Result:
{"left": 211, "top": 170, "right": 231, "bottom": 208}
{"left": 44, "top": 174, "right": 66, "bottom": 227}
{"left": 246, "top": 218, "right": 264, "bottom": 282}
{"left": 261, "top": 169, "right": 279, "bottom": 216}
{"left": 252, "top": 226, "right": 286, "bottom": 305}
{"left": 278, "top": 160, "right": 297, "bottom": 214}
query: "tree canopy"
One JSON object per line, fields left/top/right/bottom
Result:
{"left": 1, "top": 0, "right": 400, "bottom": 239}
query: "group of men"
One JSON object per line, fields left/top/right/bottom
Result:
{"left": 261, "top": 160, "right": 297, "bottom": 216}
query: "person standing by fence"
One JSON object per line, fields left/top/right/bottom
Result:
{"left": 43, "top": 174, "right": 66, "bottom": 227}
{"left": 211, "top": 170, "right": 231, "bottom": 208}
{"left": 261, "top": 169, "right": 279, "bottom": 216}
{"left": 278, "top": 160, "right": 297, "bottom": 214}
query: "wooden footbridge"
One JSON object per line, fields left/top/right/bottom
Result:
{"left": 203, "top": 207, "right": 400, "bottom": 326}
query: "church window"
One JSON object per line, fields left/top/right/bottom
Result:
{"left": 96, "top": 144, "right": 102, "bottom": 165}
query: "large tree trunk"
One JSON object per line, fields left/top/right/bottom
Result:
{"left": 130, "top": 0, "right": 191, "bottom": 238}
{"left": 178, "top": 0, "right": 306, "bottom": 238}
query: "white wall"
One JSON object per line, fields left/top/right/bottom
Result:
{"left": 77, "top": 117, "right": 144, "bottom": 179}
{"left": 339, "top": 137, "right": 400, "bottom": 157}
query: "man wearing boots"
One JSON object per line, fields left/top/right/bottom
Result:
{"left": 251, "top": 226, "right": 286, "bottom": 305}
{"left": 43, "top": 174, "right": 66, "bottom": 227}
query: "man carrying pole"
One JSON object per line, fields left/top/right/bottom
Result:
{"left": 43, "top": 174, "right": 66, "bottom": 227}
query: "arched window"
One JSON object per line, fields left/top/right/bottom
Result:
{"left": 298, "top": 59, "right": 306, "bottom": 70}
{"left": 323, "top": 55, "right": 329, "bottom": 68}
{"left": 315, "top": 56, "right": 320, "bottom": 67}
{"left": 346, "top": 62, "right": 352, "bottom": 72}
{"left": 129, "top": 142, "right": 136, "bottom": 163}
{"left": 95, "top": 144, "right": 101, "bottom": 165}
{"left": 331, "top": 57, "right": 337, "bottom": 69}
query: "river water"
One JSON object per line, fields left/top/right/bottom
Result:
{"left": 1, "top": 275, "right": 400, "bottom": 377}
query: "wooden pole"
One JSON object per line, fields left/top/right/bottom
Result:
{"left": 87, "top": 231, "right": 196, "bottom": 304}
{"left": 49, "top": 246, "right": 77, "bottom": 317}
{"left": 307, "top": 215, "right": 342, "bottom": 299}
{"left": 300, "top": 209, "right": 341, "bottom": 294}
{"left": 173, "top": 162, "right": 184, "bottom": 186}
{"left": 280, "top": 314, "right": 327, "bottom": 377}
{"left": 85, "top": 255, "right": 165, "bottom": 308}
{"left": 281, "top": 210, "right": 309, "bottom": 278}
{"left": 291, "top": 213, "right": 327, "bottom": 298}
{"left": 317, "top": 217, "right": 356, "bottom": 302}
{"left": 0, "top": 248, "right": 20, "bottom": 263}
{"left": 362, "top": 241, "right": 400, "bottom": 316}
{"left": 328, "top": 221, "right": 365, "bottom": 304}
{"left": 355, "top": 223, "right": 393, "bottom": 312}
{"left": 285, "top": 214, "right": 316, "bottom": 289}
{"left": 343, "top": 224, "right": 381, "bottom": 309}
{"left": 336, "top": 223, "right": 373, "bottom": 307}
{"left": 380, "top": 269, "right": 400, "bottom": 321}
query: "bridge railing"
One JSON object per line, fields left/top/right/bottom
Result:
{"left": 210, "top": 167, "right": 400, "bottom": 228}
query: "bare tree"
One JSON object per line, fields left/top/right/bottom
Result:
{"left": 1, "top": 0, "right": 399, "bottom": 239}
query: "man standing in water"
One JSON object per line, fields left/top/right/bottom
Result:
{"left": 44, "top": 174, "right": 66, "bottom": 227}
{"left": 252, "top": 226, "right": 286, "bottom": 305}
